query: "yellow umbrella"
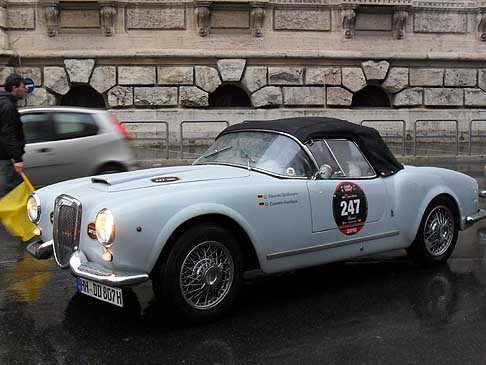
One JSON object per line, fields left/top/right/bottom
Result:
{"left": 0, "top": 173, "right": 35, "bottom": 242}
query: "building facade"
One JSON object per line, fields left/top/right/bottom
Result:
{"left": 3, "top": 0, "right": 486, "bottom": 148}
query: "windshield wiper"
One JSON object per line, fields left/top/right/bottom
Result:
{"left": 240, "top": 150, "right": 256, "bottom": 164}
{"left": 199, "top": 145, "right": 232, "bottom": 159}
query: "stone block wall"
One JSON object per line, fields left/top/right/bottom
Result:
{"left": 8, "top": 58, "right": 486, "bottom": 109}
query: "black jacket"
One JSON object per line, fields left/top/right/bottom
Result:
{"left": 0, "top": 91, "right": 25, "bottom": 162}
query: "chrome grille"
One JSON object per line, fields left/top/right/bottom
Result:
{"left": 53, "top": 195, "right": 82, "bottom": 268}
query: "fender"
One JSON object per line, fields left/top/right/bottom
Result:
{"left": 148, "top": 203, "right": 261, "bottom": 271}
{"left": 407, "top": 185, "right": 462, "bottom": 245}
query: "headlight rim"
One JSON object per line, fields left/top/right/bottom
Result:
{"left": 27, "top": 193, "right": 41, "bottom": 224}
{"left": 95, "top": 208, "right": 116, "bottom": 247}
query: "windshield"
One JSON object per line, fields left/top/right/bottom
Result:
{"left": 194, "top": 131, "right": 315, "bottom": 178}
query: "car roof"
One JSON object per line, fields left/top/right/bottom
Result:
{"left": 19, "top": 106, "right": 107, "bottom": 114}
{"left": 219, "top": 117, "right": 404, "bottom": 177}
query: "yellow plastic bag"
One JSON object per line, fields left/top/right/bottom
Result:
{"left": 0, "top": 173, "right": 35, "bottom": 242}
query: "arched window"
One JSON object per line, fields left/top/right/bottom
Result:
{"left": 351, "top": 85, "right": 391, "bottom": 108}
{"left": 60, "top": 85, "right": 106, "bottom": 109}
{"left": 209, "top": 85, "right": 252, "bottom": 108}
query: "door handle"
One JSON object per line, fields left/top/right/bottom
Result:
{"left": 38, "top": 148, "right": 52, "bottom": 153}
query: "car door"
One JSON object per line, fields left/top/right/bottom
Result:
{"left": 21, "top": 112, "right": 57, "bottom": 187}
{"left": 306, "top": 139, "right": 390, "bottom": 239}
{"left": 50, "top": 111, "right": 100, "bottom": 182}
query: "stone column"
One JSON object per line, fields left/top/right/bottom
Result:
{"left": 195, "top": 2, "right": 211, "bottom": 37}
{"left": 100, "top": 2, "right": 116, "bottom": 36}
{"left": 341, "top": 5, "right": 356, "bottom": 39}
{"left": 0, "top": 1, "right": 9, "bottom": 49}
{"left": 43, "top": 1, "right": 59, "bottom": 37}
{"left": 393, "top": 6, "right": 409, "bottom": 40}
{"left": 250, "top": 2, "right": 267, "bottom": 37}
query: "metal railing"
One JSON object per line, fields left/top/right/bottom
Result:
{"left": 121, "top": 118, "right": 486, "bottom": 160}
{"left": 360, "top": 120, "right": 406, "bottom": 155}
{"left": 469, "top": 119, "right": 486, "bottom": 155}
{"left": 413, "top": 119, "right": 459, "bottom": 156}
{"left": 122, "top": 121, "right": 169, "bottom": 159}
{"left": 179, "top": 120, "right": 229, "bottom": 159}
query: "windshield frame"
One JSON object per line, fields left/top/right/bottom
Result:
{"left": 194, "top": 129, "right": 320, "bottom": 180}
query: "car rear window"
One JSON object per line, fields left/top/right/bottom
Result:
{"left": 52, "top": 112, "right": 99, "bottom": 140}
{"left": 21, "top": 113, "right": 54, "bottom": 143}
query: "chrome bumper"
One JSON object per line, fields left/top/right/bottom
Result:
{"left": 466, "top": 209, "right": 486, "bottom": 224}
{"left": 26, "top": 239, "right": 54, "bottom": 260}
{"left": 69, "top": 250, "right": 149, "bottom": 287}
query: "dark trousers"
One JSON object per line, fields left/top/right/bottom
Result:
{"left": 0, "top": 160, "right": 22, "bottom": 198}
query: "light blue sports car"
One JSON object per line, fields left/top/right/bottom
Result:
{"left": 26, "top": 117, "right": 486, "bottom": 322}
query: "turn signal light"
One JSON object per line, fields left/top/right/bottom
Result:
{"left": 33, "top": 226, "right": 42, "bottom": 236}
{"left": 102, "top": 250, "right": 113, "bottom": 262}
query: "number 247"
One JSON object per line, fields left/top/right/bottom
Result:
{"left": 340, "top": 199, "right": 360, "bottom": 216}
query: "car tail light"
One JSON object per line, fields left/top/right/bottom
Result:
{"left": 109, "top": 113, "right": 130, "bottom": 140}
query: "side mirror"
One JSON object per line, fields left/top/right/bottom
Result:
{"left": 316, "top": 164, "right": 333, "bottom": 179}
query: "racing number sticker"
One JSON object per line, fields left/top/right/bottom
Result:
{"left": 333, "top": 182, "right": 368, "bottom": 235}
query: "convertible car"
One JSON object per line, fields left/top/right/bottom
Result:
{"left": 26, "top": 117, "right": 486, "bottom": 322}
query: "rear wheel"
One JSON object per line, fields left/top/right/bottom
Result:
{"left": 407, "top": 197, "right": 458, "bottom": 265}
{"left": 152, "top": 223, "right": 243, "bottom": 322}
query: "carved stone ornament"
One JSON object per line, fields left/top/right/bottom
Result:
{"left": 44, "top": 3, "right": 59, "bottom": 37}
{"left": 251, "top": 7, "right": 265, "bottom": 37}
{"left": 478, "top": 10, "right": 486, "bottom": 41}
{"left": 195, "top": 5, "right": 211, "bottom": 37}
{"left": 100, "top": 5, "right": 116, "bottom": 36}
{"left": 393, "top": 8, "right": 408, "bottom": 39}
{"left": 341, "top": 7, "right": 356, "bottom": 39}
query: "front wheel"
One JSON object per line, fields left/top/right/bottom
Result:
{"left": 407, "top": 197, "right": 458, "bottom": 265}
{"left": 152, "top": 223, "right": 243, "bottom": 322}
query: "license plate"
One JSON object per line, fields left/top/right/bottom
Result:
{"left": 76, "top": 277, "right": 123, "bottom": 307}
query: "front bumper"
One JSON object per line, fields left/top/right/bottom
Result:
{"left": 26, "top": 239, "right": 54, "bottom": 260}
{"left": 69, "top": 250, "right": 149, "bottom": 287}
{"left": 26, "top": 241, "right": 149, "bottom": 287}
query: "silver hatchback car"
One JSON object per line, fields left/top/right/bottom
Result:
{"left": 20, "top": 107, "right": 135, "bottom": 187}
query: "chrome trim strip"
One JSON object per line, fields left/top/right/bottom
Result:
{"left": 196, "top": 162, "right": 311, "bottom": 180}
{"left": 479, "top": 191, "right": 486, "bottom": 199}
{"left": 69, "top": 251, "right": 149, "bottom": 287}
{"left": 466, "top": 209, "right": 486, "bottom": 224}
{"left": 266, "top": 231, "right": 400, "bottom": 260}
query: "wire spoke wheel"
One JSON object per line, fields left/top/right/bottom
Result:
{"left": 179, "top": 241, "right": 234, "bottom": 310}
{"left": 424, "top": 205, "right": 454, "bottom": 257}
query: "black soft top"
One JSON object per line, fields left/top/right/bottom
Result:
{"left": 219, "top": 117, "right": 403, "bottom": 177}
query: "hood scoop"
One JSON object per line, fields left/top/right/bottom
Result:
{"left": 91, "top": 177, "right": 111, "bottom": 185}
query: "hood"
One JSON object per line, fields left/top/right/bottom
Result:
{"left": 89, "top": 164, "right": 250, "bottom": 192}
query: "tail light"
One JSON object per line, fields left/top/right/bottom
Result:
{"left": 109, "top": 113, "right": 130, "bottom": 140}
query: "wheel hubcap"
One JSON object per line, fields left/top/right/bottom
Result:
{"left": 180, "top": 241, "right": 234, "bottom": 310}
{"left": 424, "top": 205, "right": 454, "bottom": 257}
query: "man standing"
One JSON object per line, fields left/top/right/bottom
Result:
{"left": 0, "top": 74, "right": 27, "bottom": 198}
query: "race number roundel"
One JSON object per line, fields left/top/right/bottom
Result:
{"left": 333, "top": 182, "right": 368, "bottom": 236}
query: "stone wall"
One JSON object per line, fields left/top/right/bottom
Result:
{"left": 3, "top": 1, "right": 486, "bottom": 58}
{"left": 9, "top": 58, "right": 486, "bottom": 109}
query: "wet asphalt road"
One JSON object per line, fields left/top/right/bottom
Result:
{"left": 3, "top": 162, "right": 486, "bottom": 364}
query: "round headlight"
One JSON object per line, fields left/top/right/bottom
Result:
{"left": 95, "top": 209, "right": 115, "bottom": 246}
{"left": 27, "top": 193, "right": 41, "bottom": 224}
